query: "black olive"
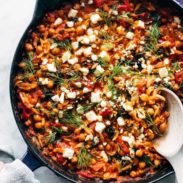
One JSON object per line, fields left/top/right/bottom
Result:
{"left": 68, "top": 17, "right": 78, "bottom": 22}
{"left": 124, "top": 90, "right": 131, "bottom": 100}
{"left": 150, "top": 12, "right": 161, "bottom": 23}
{"left": 81, "top": 61, "right": 88, "bottom": 66}
{"left": 157, "top": 48, "right": 165, "bottom": 55}
{"left": 117, "top": 107, "right": 131, "bottom": 119}
{"left": 106, "top": 126, "right": 115, "bottom": 139}
{"left": 114, "top": 154, "right": 122, "bottom": 160}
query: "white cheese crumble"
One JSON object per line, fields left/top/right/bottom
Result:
{"left": 67, "top": 92, "right": 77, "bottom": 99}
{"left": 83, "top": 47, "right": 92, "bottom": 57}
{"left": 164, "top": 58, "right": 169, "bottom": 65}
{"left": 50, "top": 43, "right": 58, "bottom": 49}
{"left": 79, "top": 67, "right": 89, "bottom": 75}
{"left": 66, "top": 21, "right": 74, "bottom": 27}
{"left": 159, "top": 67, "right": 168, "bottom": 78}
{"left": 75, "top": 48, "right": 83, "bottom": 56}
{"left": 62, "top": 51, "right": 71, "bottom": 62}
{"left": 85, "top": 134, "right": 94, "bottom": 141}
{"left": 39, "top": 78, "right": 49, "bottom": 85}
{"left": 91, "top": 54, "right": 98, "bottom": 61}
{"left": 72, "top": 42, "right": 79, "bottom": 50}
{"left": 100, "top": 100, "right": 107, "bottom": 107}
{"left": 90, "top": 14, "right": 101, "bottom": 24}
{"left": 68, "top": 57, "right": 78, "bottom": 65}
{"left": 88, "top": 0, "right": 93, "bottom": 4}
{"left": 106, "top": 121, "right": 111, "bottom": 125}
{"left": 126, "top": 32, "right": 134, "bottom": 39}
{"left": 117, "top": 117, "right": 125, "bottom": 126}
{"left": 95, "top": 122, "right": 106, "bottom": 133}
{"left": 100, "top": 151, "right": 108, "bottom": 162}
{"left": 100, "top": 51, "right": 108, "bottom": 58}
{"left": 47, "top": 63, "right": 57, "bottom": 72}
{"left": 75, "top": 82, "right": 82, "bottom": 88}
{"left": 51, "top": 94, "right": 64, "bottom": 103}
{"left": 68, "top": 9, "right": 78, "bottom": 18}
{"left": 58, "top": 110, "right": 63, "bottom": 118}
{"left": 89, "top": 34, "right": 96, "bottom": 42}
{"left": 42, "top": 58, "right": 48, "bottom": 65}
{"left": 78, "top": 17, "right": 83, "bottom": 22}
{"left": 137, "top": 108, "right": 146, "bottom": 119}
{"left": 122, "top": 102, "right": 133, "bottom": 111}
{"left": 93, "top": 136, "right": 99, "bottom": 144}
{"left": 96, "top": 65, "right": 104, "bottom": 74}
{"left": 147, "top": 65, "right": 153, "bottom": 74}
{"left": 174, "top": 16, "right": 181, "bottom": 24}
{"left": 82, "top": 36, "right": 90, "bottom": 45}
{"left": 91, "top": 91, "right": 101, "bottom": 103}
{"left": 122, "top": 135, "right": 135, "bottom": 147}
{"left": 83, "top": 87, "right": 90, "bottom": 93}
{"left": 135, "top": 20, "right": 145, "bottom": 29}
{"left": 54, "top": 18, "right": 63, "bottom": 26}
{"left": 59, "top": 93, "right": 65, "bottom": 104}
{"left": 63, "top": 148, "right": 74, "bottom": 159}
{"left": 87, "top": 28, "right": 94, "bottom": 35}
{"left": 86, "top": 111, "right": 97, "bottom": 121}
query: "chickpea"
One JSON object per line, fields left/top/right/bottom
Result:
{"left": 39, "top": 25, "right": 46, "bottom": 33}
{"left": 98, "top": 144, "right": 104, "bottom": 150}
{"left": 146, "top": 129, "right": 155, "bottom": 140}
{"left": 136, "top": 149, "right": 143, "bottom": 157}
{"left": 47, "top": 80, "right": 54, "bottom": 88}
{"left": 33, "top": 114, "right": 42, "bottom": 122}
{"left": 35, "top": 122, "right": 43, "bottom": 129}
{"left": 36, "top": 46, "right": 43, "bottom": 54}
{"left": 154, "top": 159, "right": 161, "bottom": 167}
{"left": 25, "top": 120, "right": 31, "bottom": 126}
{"left": 140, "top": 94, "right": 148, "bottom": 102}
{"left": 49, "top": 28, "right": 55, "bottom": 35}
{"left": 147, "top": 108, "right": 154, "bottom": 115}
{"left": 139, "top": 162, "right": 146, "bottom": 169}
{"left": 130, "top": 171, "right": 137, "bottom": 178}
{"left": 78, "top": 134, "right": 85, "bottom": 141}
{"left": 105, "top": 144, "right": 111, "bottom": 151}
{"left": 46, "top": 101, "right": 52, "bottom": 109}
{"left": 25, "top": 43, "right": 33, "bottom": 52}
{"left": 159, "top": 122, "right": 168, "bottom": 134}
{"left": 51, "top": 47, "right": 61, "bottom": 55}
{"left": 36, "top": 70, "right": 42, "bottom": 77}
{"left": 53, "top": 108, "right": 58, "bottom": 114}
{"left": 19, "top": 62, "right": 26, "bottom": 68}
{"left": 76, "top": 26, "right": 84, "bottom": 35}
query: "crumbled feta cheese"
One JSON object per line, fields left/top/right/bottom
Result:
{"left": 117, "top": 117, "right": 125, "bottom": 126}
{"left": 58, "top": 111, "right": 63, "bottom": 118}
{"left": 95, "top": 122, "right": 106, "bottom": 133}
{"left": 82, "top": 36, "right": 90, "bottom": 45}
{"left": 68, "top": 9, "right": 78, "bottom": 18}
{"left": 147, "top": 65, "right": 153, "bottom": 74}
{"left": 66, "top": 21, "right": 74, "bottom": 27}
{"left": 126, "top": 43, "right": 136, "bottom": 50}
{"left": 50, "top": 43, "right": 58, "bottom": 49}
{"left": 75, "top": 82, "right": 82, "bottom": 88}
{"left": 39, "top": 78, "right": 49, "bottom": 85}
{"left": 91, "top": 91, "right": 101, "bottom": 103}
{"left": 100, "top": 151, "right": 108, "bottom": 162}
{"left": 90, "top": 14, "right": 101, "bottom": 24}
{"left": 61, "top": 87, "right": 69, "bottom": 93}
{"left": 155, "top": 77, "right": 161, "bottom": 83}
{"left": 112, "top": 10, "right": 118, "bottom": 15}
{"left": 87, "top": 28, "right": 94, "bottom": 35}
{"left": 62, "top": 51, "right": 71, "bottom": 62}
{"left": 88, "top": 0, "right": 93, "bottom": 4}
{"left": 54, "top": 18, "right": 63, "bottom": 25}
{"left": 81, "top": 2, "right": 85, "bottom": 7}
{"left": 137, "top": 108, "right": 146, "bottom": 119}
{"left": 93, "top": 136, "right": 99, "bottom": 144}
{"left": 126, "top": 32, "right": 134, "bottom": 39}
{"left": 91, "top": 54, "right": 98, "bottom": 61}
{"left": 86, "top": 111, "right": 97, "bottom": 121}
{"left": 67, "top": 92, "right": 77, "bottom": 99}
{"left": 103, "top": 142, "right": 107, "bottom": 146}
{"left": 42, "top": 58, "right": 48, "bottom": 65}
{"left": 84, "top": 47, "right": 92, "bottom": 57}
{"left": 100, "top": 51, "right": 108, "bottom": 58}
{"left": 97, "top": 115, "right": 103, "bottom": 121}
{"left": 121, "top": 156, "right": 131, "bottom": 161}
{"left": 164, "top": 58, "right": 169, "bottom": 65}
{"left": 63, "top": 148, "right": 74, "bottom": 159}
{"left": 159, "top": 67, "right": 168, "bottom": 78}
{"left": 75, "top": 48, "right": 83, "bottom": 56}
{"left": 123, "top": 102, "right": 133, "bottom": 111}
{"left": 96, "top": 65, "right": 104, "bottom": 74}
{"left": 72, "top": 42, "right": 79, "bottom": 50}
{"left": 78, "top": 17, "right": 83, "bottom": 22}
{"left": 81, "top": 25, "right": 87, "bottom": 30}
{"left": 85, "top": 134, "right": 93, "bottom": 141}
{"left": 174, "top": 16, "right": 181, "bottom": 24}
{"left": 80, "top": 67, "right": 89, "bottom": 75}
{"left": 51, "top": 95, "right": 60, "bottom": 102}
{"left": 68, "top": 57, "right": 78, "bottom": 65}
{"left": 83, "top": 87, "right": 90, "bottom": 93}
{"left": 47, "top": 63, "right": 57, "bottom": 72}
{"left": 100, "top": 100, "right": 107, "bottom": 107}
{"left": 135, "top": 20, "right": 145, "bottom": 29}
{"left": 106, "top": 91, "right": 112, "bottom": 98}
{"left": 122, "top": 135, "right": 135, "bottom": 147}
{"left": 89, "top": 34, "right": 96, "bottom": 42}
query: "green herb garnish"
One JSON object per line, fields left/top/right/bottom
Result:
{"left": 99, "top": 10, "right": 113, "bottom": 26}
{"left": 52, "top": 126, "right": 71, "bottom": 135}
{"left": 172, "top": 62, "right": 181, "bottom": 71}
{"left": 77, "top": 103, "right": 98, "bottom": 114}
{"left": 143, "top": 155, "right": 152, "bottom": 166}
{"left": 146, "top": 23, "right": 160, "bottom": 52}
{"left": 98, "top": 57, "right": 109, "bottom": 67}
{"left": 24, "top": 53, "right": 35, "bottom": 74}
{"left": 47, "top": 132, "right": 56, "bottom": 144}
{"left": 54, "top": 39, "right": 72, "bottom": 51}
{"left": 78, "top": 146, "right": 91, "bottom": 169}
{"left": 99, "top": 30, "right": 111, "bottom": 40}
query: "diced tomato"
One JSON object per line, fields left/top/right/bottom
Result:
{"left": 100, "top": 109, "right": 112, "bottom": 118}
{"left": 56, "top": 154, "right": 64, "bottom": 163}
{"left": 118, "top": 0, "right": 132, "bottom": 12}
{"left": 175, "top": 70, "right": 183, "bottom": 84}
{"left": 136, "top": 79, "right": 147, "bottom": 93}
{"left": 94, "top": 0, "right": 105, "bottom": 8}
{"left": 85, "top": 6, "right": 96, "bottom": 13}
{"left": 117, "top": 137, "right": 130, "bottom": 154}
{"left": 77, "top": 170, "right": 95, "bottom": 179}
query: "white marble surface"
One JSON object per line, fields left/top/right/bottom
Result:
{"left": 0, "top": 0, "right": 68, "bottom": 182}
{"left": 0, "top": 0, "right": 176, "bottom": 183}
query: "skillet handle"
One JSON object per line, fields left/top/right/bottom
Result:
{"left": 22, "top": 149, "right": 42, "bottom": 171}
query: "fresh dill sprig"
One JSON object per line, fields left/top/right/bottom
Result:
{"left": 78, "top": 146, "right": 91, "bottom": 169}
{"left": 143, "top": 155, "right": 152, "bottom": 166}
{"left": 109, "top": 63, "right": 123, "bottom": 79}
{"left": 47, "top": 132, "right": 56, "bottom": 144}
{"left": 98, "top": 57, "right": 109, "bottom": 67}
{"left": 77, "top": 103, "right": 98, "bottom": 114}
{"left": 99, "top": 9, "right": 113, "bottom": 26}
{"left": 172, "top": 62, "right": 181, "bottom": 71}
{"left": 52, "top": 126, "right": 71, "bottom": 135}
{"left": 62, "top": 111, "right": 83, "bottom": 127}
{"left": 117, "top": 12, "right": 130, "bottom": 19}
{"left": 23, "top": 53, "right": 35, "bottom": 74}
{"left": 99, "top": 30, "right": 111, "bottom": 40}
{"left": 146, "top": 23, "right": 160, "bottom": 52}
{"left": 145, "top": 114, "right": 162, "bottom": 137}
{"left": 54, "top": 39, "right": 72, "bottom": 51}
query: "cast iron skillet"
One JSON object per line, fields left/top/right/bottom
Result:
{"left": 9, "top": 0, "right": 183, "bottom": 182}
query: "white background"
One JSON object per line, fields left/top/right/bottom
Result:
{"left": 0, "top": 0, "right": 175, "bottom": 182}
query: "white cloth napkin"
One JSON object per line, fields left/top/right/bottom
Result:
{"left": 0, "top": 159, "right": 40, "bottom": 183}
